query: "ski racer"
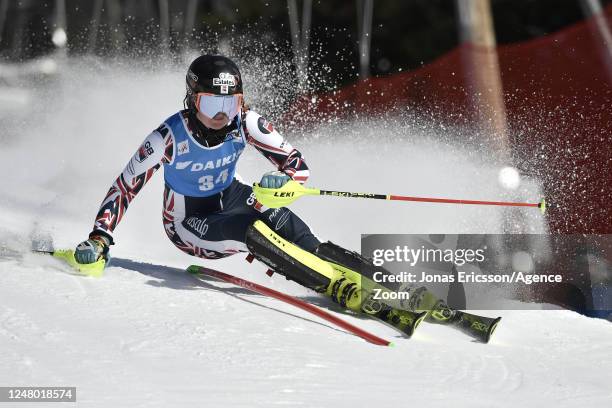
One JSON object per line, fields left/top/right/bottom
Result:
{"left": 73, "top": 55, "right": 498, "bottom": 341}
{"left": 76, "top": 55, "right": 320, "bottom": 262}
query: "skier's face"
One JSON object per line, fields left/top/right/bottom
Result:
{"left": 197, "top": 111, "right": 230, "bottom": 129}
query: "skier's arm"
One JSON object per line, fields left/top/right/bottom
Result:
{"left": 90, "top": 124, "right": 174, "bottom": 241}
{"left": 243, "top": 110, "right": 310, "bottom": 183}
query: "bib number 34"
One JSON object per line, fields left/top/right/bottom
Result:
{"left": 198, "top": 169, "right": 229, "bottom": 191}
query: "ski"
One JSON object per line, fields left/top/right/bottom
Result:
{"left": 187, "top": 265, "right": 393, "bottom": 347}
{"left": 362, "top": 301, "right": 428, "bottom": 338}
{"left": 427, "top": 300, "right": 502, "bottom": 343}
{"left": 387, "top": 285, "right": 501, "bottom": 343}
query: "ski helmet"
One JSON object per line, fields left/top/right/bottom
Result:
{"left": 185, "top": 55, "right": 243, "bottom": 112}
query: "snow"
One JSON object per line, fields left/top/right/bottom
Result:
{"left": 2, "top": 255, "right": 612, "bottom": 407}
{"left": 1, "top": 59, "right": 610, "bottom": 407}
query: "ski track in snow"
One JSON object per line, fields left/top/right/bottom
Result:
{"left": 1, "top": 60, "right": 610, "bottom": 407}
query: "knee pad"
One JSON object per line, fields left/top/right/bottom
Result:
{"left": 245, "top": 221, "right": 332, "bottom": 292}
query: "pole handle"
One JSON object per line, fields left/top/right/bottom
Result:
{"left": 253, "top": 180, "right": 319, "bottom": 208}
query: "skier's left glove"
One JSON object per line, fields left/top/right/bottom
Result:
{"left": 75, "top": 234, "right": 111, "bottom": 264}
{"left": 260, "top": 171, "right": 290, "bottom": 189}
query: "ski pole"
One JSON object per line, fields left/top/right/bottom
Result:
{"left": 253, "top": 180, "right": 548, "bottom": 214}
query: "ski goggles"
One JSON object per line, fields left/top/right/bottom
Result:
{"left": 195, "top": 93, "right": 243, "bottom": 119}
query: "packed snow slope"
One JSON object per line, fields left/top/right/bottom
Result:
{"left": 1, "top": 59, "right": 610, "bottom": 407}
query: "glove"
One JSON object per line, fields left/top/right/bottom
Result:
{"left": 260, "top": 171, "right": 290, "bottom": 189}
{"left": 75, "top": 234, "right": 111, "bottom": 264}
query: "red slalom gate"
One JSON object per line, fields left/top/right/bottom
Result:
{"left": 188, "top": 265, "right": 392, "bottom": 347}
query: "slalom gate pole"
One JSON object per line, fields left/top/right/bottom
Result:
{"left": 188, "top": 265, "right": 392, "bottom": 347}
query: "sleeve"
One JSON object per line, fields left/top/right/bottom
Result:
{"left": 90, "top": 124, "right": 174, "bottom": 240}
{"left": 243, "top": 110, "right": 310, "bottom": 183}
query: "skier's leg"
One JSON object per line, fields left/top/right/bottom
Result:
{"left": 245, "top": 220, "right": 427, "bottom": 336}
{"left": 163, "top": 184, "right": 254, "bottom": 259}
{"left": 246, "top": 221, "right": 393, "bottom": 310}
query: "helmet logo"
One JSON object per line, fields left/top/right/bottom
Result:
{"left": 213, "top": 72, "right": 236, "bottom": 94}
{"left": 188, "top": 70, "right": 198, "bottom": 82}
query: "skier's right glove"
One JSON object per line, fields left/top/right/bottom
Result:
{"left": 260, "top": 171, "right": 290, "bottom": 189}
{"left": 75, "top": 234, "right": 111, "bottom": 264}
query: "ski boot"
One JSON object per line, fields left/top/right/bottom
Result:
{"left": 315, "top": 241, "right": 426, "bottom": 337}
